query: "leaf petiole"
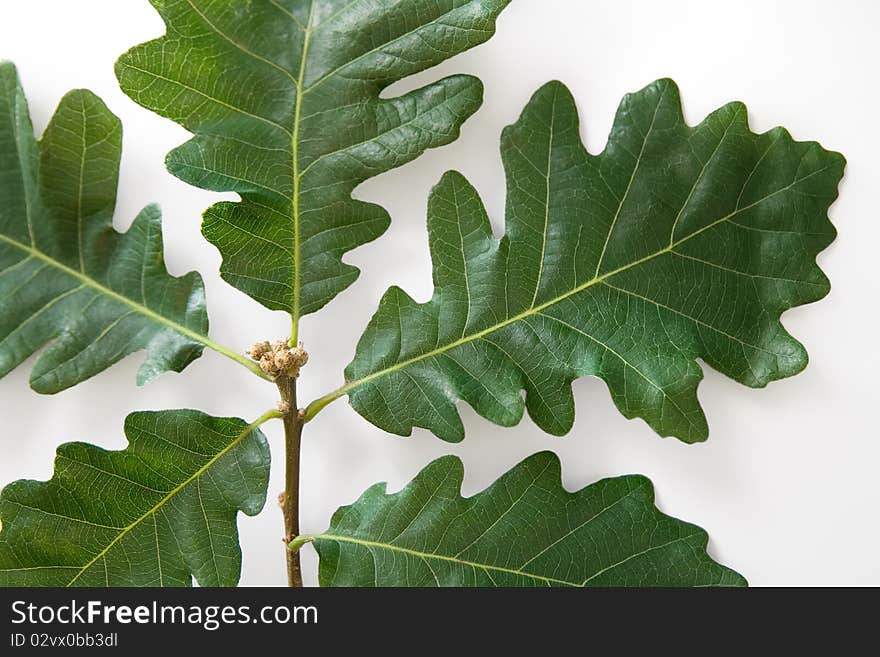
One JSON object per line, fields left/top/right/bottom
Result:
{"left": 287, "top": 535, "right": 315, "bottom": 553}
{"left": 301, "top": 387, "right": 347, "bottom": 423}
{"left": 204, "top": 338, "right": 276, "bottom": 382}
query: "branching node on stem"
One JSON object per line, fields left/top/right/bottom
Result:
{"left": 259, "top": 338, "right": 309, "bottom": 587}
{"left": 246, "top": 339, "right": 309, "bottom": 379}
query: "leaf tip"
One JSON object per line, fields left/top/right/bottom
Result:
{"left": 522, "top": 450, "right": 563, "bottom": 477}
{"left": 0, "top": 60, "right": 17, "bottom": 77}
{"left": 424, "top": 454, "right": 467, "bottom": 489}
{"left": 437, "top": 169, "right": 468, "bottom": 186}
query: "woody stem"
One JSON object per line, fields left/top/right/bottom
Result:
{"left": 277, "top": 374, "right": 304, "bottom": 588}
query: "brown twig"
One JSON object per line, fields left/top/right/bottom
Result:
{"left": 277, "top": 374, "right": 304, "bottom": 588}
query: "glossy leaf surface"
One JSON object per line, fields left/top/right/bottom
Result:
{"left": 341, "top": 79, "right": 843, "bottom": 442}
{"left": 310, "top": 451, "right": 746, "bottom": 586}
{"left": 0, "top": 62, "right": 210, "bottom": 393}
{"left": 117, "top": 0, "right": 510, "bottom": 321}
{"left": 0, "top": 410, "right": 271, "bottom": 587}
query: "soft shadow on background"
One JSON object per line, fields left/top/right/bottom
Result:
{"left": 0, "top": 0, "right": 876, "bottom": 586}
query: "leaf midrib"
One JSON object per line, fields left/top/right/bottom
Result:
{"left": 311, "top": 530, "right": 700, "bottom": 587}
{"left": 289, "top": 0, "right": 316, "bottom": 339}
{"left": 322, "top": 164, "right": 832, "bottom": 408}
{"left": 0, "top": 231, "right": 260, "bottom": 375}
{"left": 288, "top": 0, "right": 469, "bottom": 334}
{"left": 313, "top": 533, "right": 579, "bottom": 586}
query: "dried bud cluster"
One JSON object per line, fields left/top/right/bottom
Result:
{"left": 246, "top": 339, "right": 309, "bottom": 378}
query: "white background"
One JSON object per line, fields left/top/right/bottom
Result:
{"left": 0, "top": 0, "right": 877, "bottom": 586}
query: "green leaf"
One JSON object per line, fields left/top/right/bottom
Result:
{"left": 306, "top": 451, "right": 745, "bottom": 586}
{"left": 0, "top": 62, "right": 221, "bottom": 393}
{"left": 116, "top": 0, "right": 511, "bottom": 324}
{"left": 0, "top": 409, "right": 272, "bottom": 587}
{"left": 327, "top": 79, "right": 844, "bottom": 442}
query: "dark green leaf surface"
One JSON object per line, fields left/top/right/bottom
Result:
{"left": 116, "top": 0, "right": 510, "bottom": 321}
{"left": 309, "top": 452, "right": 745, "bottom": 586}
{"left": 0, "top": 410, "right": 271, "bottom": 587}
{"left": 336, "top": 79, "right": 844, "bottom": 442}
{"left": 0, "top": 62, "right": 212, "bottom": 393}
